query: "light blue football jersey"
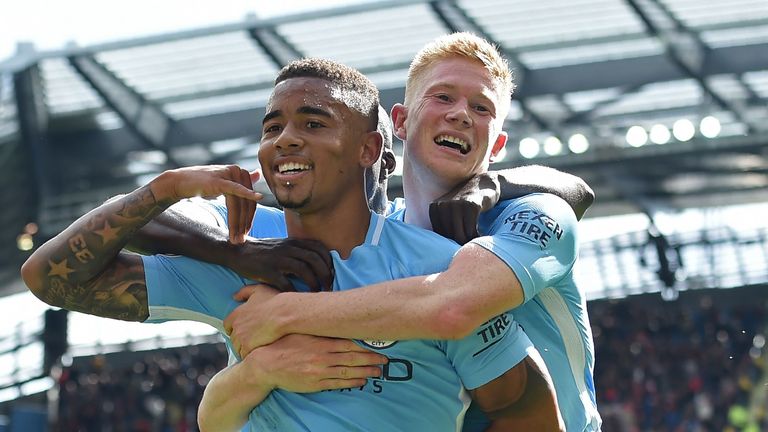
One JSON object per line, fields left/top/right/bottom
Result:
{"left": 142, "top": 211, "right": 534, "bottom": 431}
{"left": 213, "top": 197, "right": 600, "bottom": 430}
{"left": 469, "top": 194, "right": 601, "bottom": 432}
{"left": 389, "top": 195, "right": 600, "bottom": 431}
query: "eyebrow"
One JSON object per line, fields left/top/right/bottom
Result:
{"left": 297, "top": 106, "right": 333, "bottom": 118}
{"left": 263, "top": 106, "right": 333, "bottom": 125}
{"left": 263, "top": 110, "right": 281, "bottom": 125}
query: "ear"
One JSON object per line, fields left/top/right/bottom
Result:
{"left": 391, "top": 104, "right": 408, "bottom": 141}
{"left": 360, "top": 131, "right": 383, "bottom": 168}
{"left": 489, "top": 131, "right": 508, "bottom": 162}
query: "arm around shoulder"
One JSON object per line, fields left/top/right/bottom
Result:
{"left": 492, "top": 165, "right": 594, "bottom": 219}
{"left": 420, "top": 243, "right": 526, "bottom": 340}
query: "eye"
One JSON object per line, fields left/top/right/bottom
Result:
{"left": 263, "top": 124, "right": 281, "bottom": 134}
{"left": 307, "top": 120, "right": 324, "bottom": 129}
{"left": 474, "top": 104, "right": 490, "bottom": 113}
{"left": 435, "top": 94, "right": 452, "bottom": 102}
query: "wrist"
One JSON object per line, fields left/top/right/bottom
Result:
{"left": 245, "top": 350, "right": 275, "bottom": 387}
{"left": 149, "top": 171, "right": 181, "bottom": 205}
{"left": 270, "top": 292, "right": 300, "bottom": 337}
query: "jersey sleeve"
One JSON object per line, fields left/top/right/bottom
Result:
{"left": 441, "top": 311, "right": 535, "bottom": 390}
{"left": 470, "top": 193, "right": 578, "bottom": 303}
{"left": 142, "top": 254, "right": 251, "bottom": 331}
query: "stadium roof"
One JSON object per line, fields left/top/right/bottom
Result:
{"left": 1, "top": 0, "right": 767, "bottom": 292}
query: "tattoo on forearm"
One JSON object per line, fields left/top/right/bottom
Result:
{"left": 42, "top": 262, "right": 149, "bottom": 320}
{"left": 36, "top": 184, "right": 166, "bottom": 321}
{"left": 117, "top": 185, "right": 168, "bottom": 219}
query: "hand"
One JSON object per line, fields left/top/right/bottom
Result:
{"left": 153, "top": 166, "right": 261, "bottom": 243}
{"left": 224, "top": 168, "right": 261, "bottom": 245}
{"left": 228, "top": 238, "right": 334, "bottom": 292}
{"left": 225, "top": 284, "right": 283, "bottom": 357}
{"left": 243, "top": 334, "right": 387, "bottom": 393}
{"left": 429, "top": 173, "right": 500, "bottom": 245}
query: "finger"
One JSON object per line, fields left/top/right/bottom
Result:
{"left": 283, "top": 245, "right": 333, "bottom": 292}
{"left": 449, "top": 206, "right": 468, "bottom": 245}
{"left": 287, "top": 239, "right": 333, "bottom": 272}
{"left": 216, "top": 178, "right": 263, "bottom": 202}
{"left": 233, "top": 285, "right": 259, "bottom": 302}
{"left": 238, "top": 167, "right": 254, "bottom": 240}
{"left": 315, "top": 378, "right": 368, "bottom": 391}
{"left": 225, "top": 193, "right": 239, "bottom": 243}
{"left": 335, "top": 351, "right": 389, "bottom": 367}
{"left": 293, "top": 240, "right": 334, "bottom": 290}
{"left": 223, "top": 311, "right": 236, "bottom": 335}
{"left": 260, "top": 273, "right": 295, "bottom": 293}
{"left": 329, "top": 339, "right": 381, "bottom": 354}
{"left": 267, "top": 256, "right": 320, "bottom": 292}
{"left": 462, "top": 207, "right": 481, "bottom": 244}
{"left": 429, "top": 203, "right": 447, "bottom": 238}
{"left": 328, "top": 365, "right": 382, "bottom": 380}
{"left": 435, "top": 205, "right": 456, "bottom": 242}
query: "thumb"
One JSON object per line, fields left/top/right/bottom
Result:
{"left": 233, "top": 285, "right": 258, "bottom": 302}
{"left": 250, "top": 170, "right": 261, "bottom": 184}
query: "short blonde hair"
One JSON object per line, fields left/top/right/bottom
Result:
{"left": 406, "top": 32, "right": 514, "bottom": 121}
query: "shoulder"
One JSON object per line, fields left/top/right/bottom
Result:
{"left": 382, "top": 217, "right": 459, "bottom": 249}
{"left": 481, "top": 193, "right": 578, "bottom": 250}
{"left": 376, "top": 218, "right": 459, "bottom": 273}
{"left": 496, "top": 193, "right": 575, "bottom": 217}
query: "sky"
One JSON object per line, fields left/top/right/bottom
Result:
{"left": 0, "top": 0, "right": 373, "bottom": 62}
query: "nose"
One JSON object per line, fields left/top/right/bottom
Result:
{"left": 446, "top": 100, "right": 472, "bottom": 128}
{"left": 273, "top": 124, "right": 304, "bottom": 152}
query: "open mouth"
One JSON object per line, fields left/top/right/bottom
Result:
{"left": 435, "top": 134, "right": 470, "bottom": 155}
{"left": 276, "top": 161, "right": 312, "bottom": 174}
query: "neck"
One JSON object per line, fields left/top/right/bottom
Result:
{"left": 283, "top": 189, "right": 372, "bottom": 259}
{"left": 401, "top": 159, "right": 452, "bottom": 230}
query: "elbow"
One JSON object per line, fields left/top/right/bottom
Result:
{"left": 429, "top": 300, "right": 481, "bottom": 340}
{"left": 574, "top": 182, "right": 595, "bottom": 220}
{"left": 20, "top": 257, "right": 49, "bottom": 304}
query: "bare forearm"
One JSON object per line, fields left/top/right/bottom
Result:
{"left": 493, "top": 166, "right": 594, "bottom": 219}
{"left": 127, "top": 204, "right": 235, "bottom": 267}
{"left": 20, "top": 183, "right": 170, "bottom": 320}
{"left": 277, "top": 245, "right": 519, "bottom": 341}
{"left": 198, "top": 362, "right": 271, "bottom": 432}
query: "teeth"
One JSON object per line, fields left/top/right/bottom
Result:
{"left": 277, "top": 162, "right": 311, "bottom": 174}
{"left": 436, "top": 134, "right": 469, "bottom": 152}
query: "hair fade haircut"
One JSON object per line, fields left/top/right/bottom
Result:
{"left": 406, "top": 32, "right": 514, "bottom": 119}
{"left": 276, "top": 58, "right": 380, "bottom": 130}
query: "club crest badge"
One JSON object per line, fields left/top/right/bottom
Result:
{"left": 361, "top": 339, "right": 397, "bottom": 349}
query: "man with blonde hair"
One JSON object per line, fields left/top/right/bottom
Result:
{"left": 226, "top": 32, "right": 601, "bottom": 431}
{"left": 24, "top": 57, "right": 564, "bottom": 431}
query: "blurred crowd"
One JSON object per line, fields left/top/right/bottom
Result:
{"left": 50, "top": 291, "right": 768, "bottom": 432}
{"left": 54, "top": 344, "right": 227, "bottom": 432}
{"left": 593, "top": 292, "right": 768, "bottom": 432}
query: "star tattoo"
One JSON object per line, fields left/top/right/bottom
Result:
{"left": 48, "top": 259, "right": 75, "bottom": 280}
{"left": 94, "top": 221, "right": 121, "bottom": 244}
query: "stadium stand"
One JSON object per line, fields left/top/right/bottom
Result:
{"left": 1, "top": 0, "right": 767, "bottom": 430}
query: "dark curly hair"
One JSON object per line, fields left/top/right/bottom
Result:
{"left": 275, "top": 58, "right": 379, "bottom": 130}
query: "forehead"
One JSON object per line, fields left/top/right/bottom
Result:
{"left": 419, "top": 58, "right": 502, "bottom": 102}
{"left": 267, "top": 77, "right": 346, "bottom": 112}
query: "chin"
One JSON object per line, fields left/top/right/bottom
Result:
{"left": 277, "top": 196, "right": 312, "bottom": 210}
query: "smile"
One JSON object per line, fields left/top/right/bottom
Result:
{"left": 435, "top": 134, "right": 470, "bottom": 154}
{"left": 277, "top": 162, "right": 312, "bottom": 174}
